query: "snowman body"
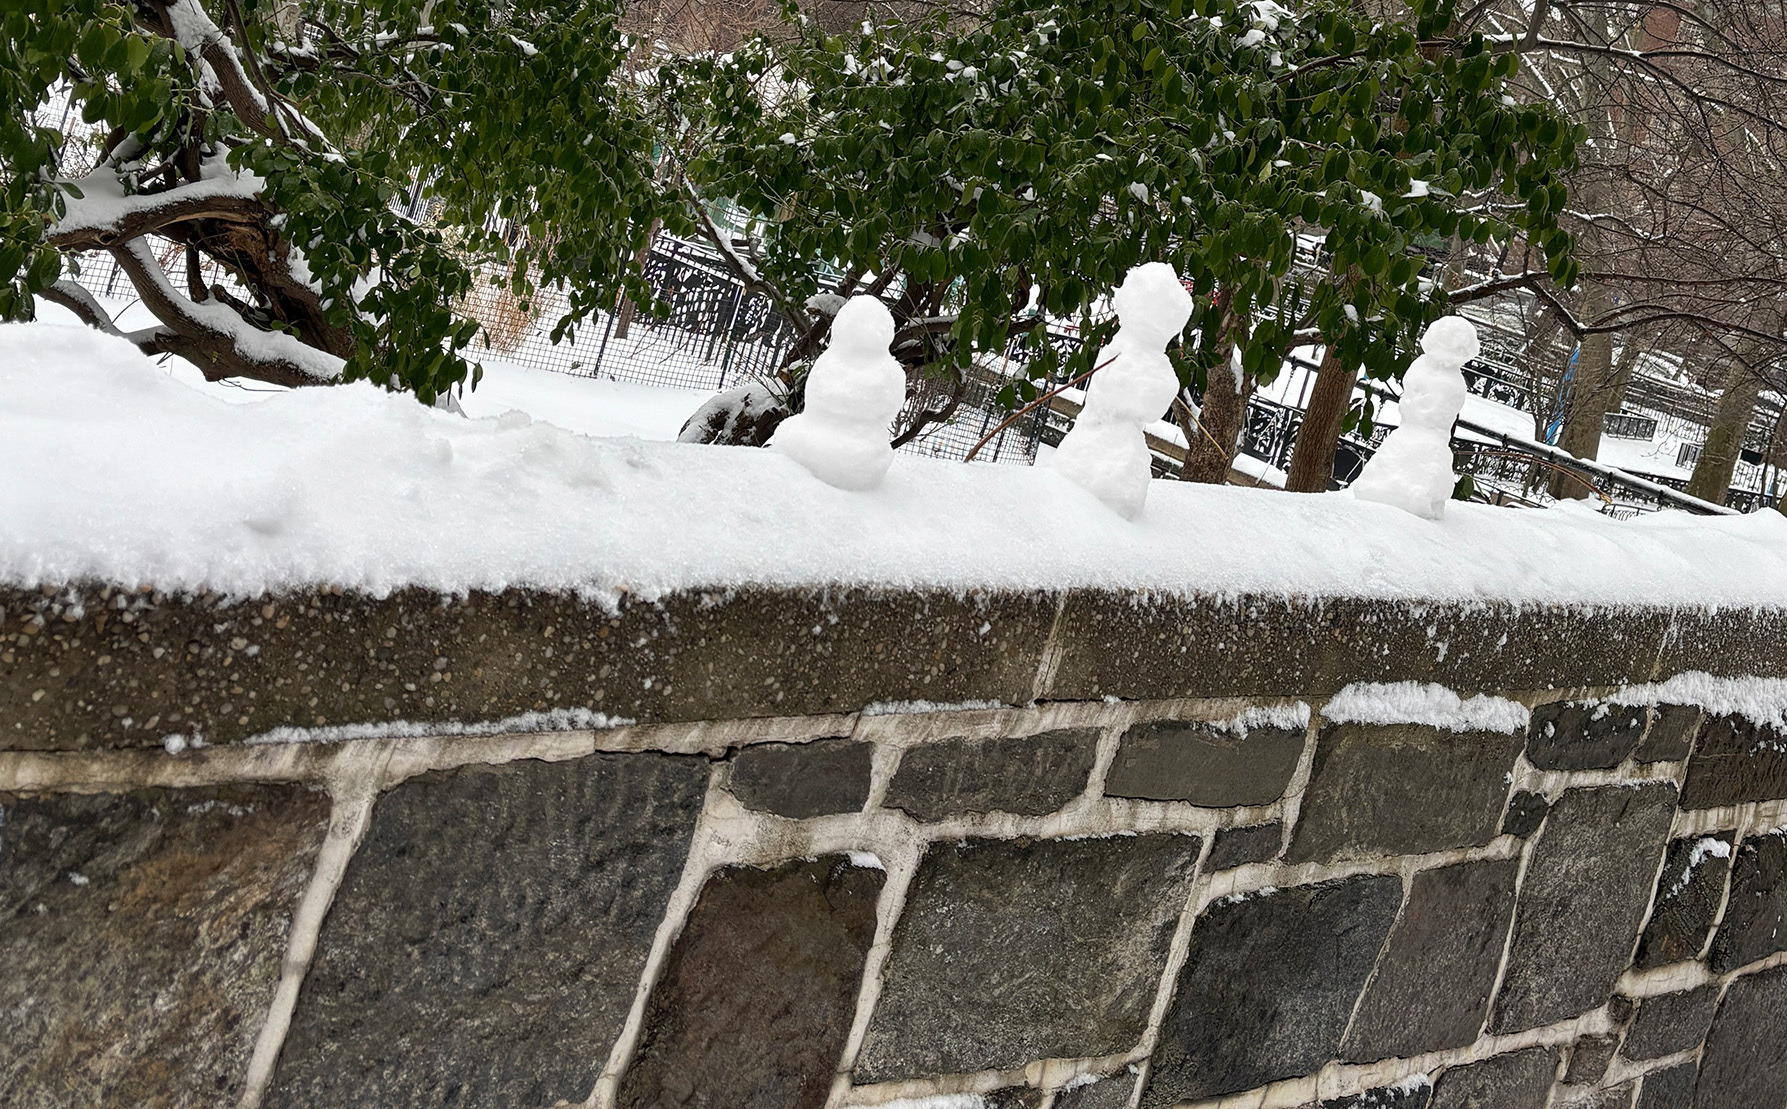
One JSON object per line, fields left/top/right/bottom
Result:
{"left": 771, "top": 296, "right": 906, "bottom": 491}
{"left": 1049, "top": 263, "right": 1194, "bottom": 518}
{"left": 1350, "top": 316, "right": 1480, "bottom": 520}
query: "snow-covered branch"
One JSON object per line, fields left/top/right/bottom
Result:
{"left": 47, "top": 170, "right": 266, "bottom": 250}
{"left": 111, "top": 239, "right": 344, "bottom": 386}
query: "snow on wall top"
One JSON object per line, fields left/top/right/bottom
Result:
{"left": 6, "top": 321, "right": 1787, "bottom": 608}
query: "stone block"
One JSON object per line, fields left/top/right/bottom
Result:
{"left": 1044, "top": 594, "right": 1671, "bottom": 703}
{"left": 1103, "top": 719, "right": 1305, "bottom": 807}
{"left": 1054, "top": 1069, "right": 1138, "bottom": 1109}
{"left": 1144, "top": 874, "right": 1403, "bottom": 1105}
{"left": 1709, "top": 830, "right": 1787, "bottom": 973}
{"left": 1428, "top": 1048, "right": 1558, "bottom": 1109}
{"left": 1636, "top": 1063, "right": 1696, "bottom": 1109}
{"left": 1634, "top": 705, "right": 1702, "bottom": 764}
{"left": 1501, "top": 791, "right": 1550, "bottom": 838}
{"left": 622, "top": 586, "right": 1056, "bottom": 722}
{"left": 0, "top": 584, "right": 1056, "bottom": 750}
{"left": 1564, "top": 1036, "right": 1619, "bottom": 1084}
{"left": 1620, "top": 985, "right": 1719, "bottom": 1062}
{"left": 1679, "top": 714, "right": 1787, "bottom": 810}
{"left": 1693, "top": 964, "right": 1787, "bottom": 1109}
{"left": 855, "top": 832, "right": 1201, "bottom": 1082}
{"left": 267, "top": 752, "right": 707, "bottom": 1109}
{"left": 618, "top": 856, "right": 883, "bottom": 1109}
{"left": 1491, "top": 783, "right": 1678, "bottom": 1034}
{"left": 1044, "top": 591, "right": 1323, "bottom": 701}
{"left": 1285, "top": 724, "right": 1522, "bottom": 864}
{"left": 1525, "top": 700, "right": 1646, "bottom": 771}
{"left": 1343, "top": 859, "right": 1520, "bottom": 1062}
{"left": 884, "top": 727, "right": 1099, "bottom": 821}
{"left": 1657, "top": 606, "right": 1787, "bottom": 682}
{"left": 0, "top": 785, "right": 329, "bottom": 1109}
{"left": 1207, "top": 821, "right": 1285, "bottom": 870}
{"left": 985, "top": 1086, "right": 1046, "bottom": 1108}
{"left": 1634, "top": 833, "right": 1734, "bottom": 970}
{"left": 728, "top": 737, "right": 871, "bottom": 818}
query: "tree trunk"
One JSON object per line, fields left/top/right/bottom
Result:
{"left": 1686, "top": 359, "right": 1764, "bottom": 504}
{"left": 1549, "top": 282, "right": 1618, "bottom": 499}
{"left": 1179, "top": 292, "right": 1251, "bottom": 483}
{"left": 1766, "top": 409, "right": 1787, "bottom": 517}
{"left": 1285, "top": 346, "right": 1357, "bottom": 492}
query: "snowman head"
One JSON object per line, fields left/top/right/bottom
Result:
{"left": 1420, "top": 315, "right": 1480, "bottom": 367}
{"left": 829, "top": 296, "right": 896, "bottom": 360}
{"left": 1112, "top": 262, "right": 1194, "bottom": 350}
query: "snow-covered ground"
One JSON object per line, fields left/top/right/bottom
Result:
{"left": 5, "top": 319, "right": 1787, "bottom": 608}
{"left": 32, "top": 293, "right": 712, "bottom": 440}
{"left": 457, "top": 361, "right": 709, "bottom": 441}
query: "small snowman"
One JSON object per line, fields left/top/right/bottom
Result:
{"left": 1349, "top": 315, "right": 1480, "bottom": 520}
{"left": 1048, "top": 262, "right": 1195, "bottom": 518}
{"left": 771, "top": 295, "right": 906, "bottom": 491}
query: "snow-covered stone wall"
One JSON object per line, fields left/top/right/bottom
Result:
{"left": 3, "top": 583, "right": 1786, "bottom": 1109}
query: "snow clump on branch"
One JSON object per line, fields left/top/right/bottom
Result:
{"left": 770, "top": 295, "right": 905, "bottom": 490}
{"left": 1048, "top": 262, "right": 1194, "bottom": 519}
{"left": 1350, "top": 316, "right": 1480, "bottom": 520}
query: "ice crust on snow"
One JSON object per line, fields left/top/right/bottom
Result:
{"left": 1615, "top": 672, "right": 1787, "bottom": 730}
{"left": 243, "top": 708, "right": 634, "bottom": 747}
{"left": 770, "top": 295, "right": 905, "bottom": 490}
{"left": 861, "top": 699, "right": 1012, "bottom": 716}
{"left": 1212, "top": 702, "right": 1312, "bottom": 735}
{"left": 1351, "top": 316, "right": 1480, "bottom": 520}
{"left": 6, "top": 321, "right": 1787, "bottom": 610}
{"left": 1323, "top": 681, "right": 1531, "bottom": 733}
{"left": 1047, "top": 263, "right": 1195, "bottom": 518}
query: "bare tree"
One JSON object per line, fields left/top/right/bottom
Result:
{"left": 1460, "top": 0, "right": 1787, "bottom": 503}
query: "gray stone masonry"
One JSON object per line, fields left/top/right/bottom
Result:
{"left": 727, "top": 737, "right": 872, "bottom": 818}
{"left": 1636, "top": 1063, "right": 1697, "bottom": 1109}
{"left": 1104, "top": 719, "right": 1305, "bottom": 806}
{"left": 1709, "top": 830, "right": 1787, "bottom": 973}
{"left": 1490, "top": 784, "right": 1679, "bottom": 1034}
{"left": 854, "top": 832, "right": 1202, "bottom": 1082}
{"left": 1146, "top": 875, "right": 1404, "bottom": 1104}
{"left": 1341, "top": 859, "right": 1520, "bottom": 1062}
{"left": 1621, "top": 985, "right": 1720, "bottom": 1062}
{"left": 1525, "top": 700, "right": 1647, "bottom": 771}
{"left": 1635, "top": 832, "right": 1735, "bottom": 970}
{"left": 1206, "top": 820, "right": 1285, "bottom": 870}
{"left": 618, "top": 856, "right": 883, "bottom": 1109}
{"left": 883, "top": 726, "right": 1099, "bottom": 821}
{"left": 266, "top": 753, "right": 706, "bottom": 1109}
{"left": 0, "top": 785, "right": 328, "bottom": 1109}
{"left": 2, "top": 583, "right": 1785, "bottom": 1109}
{"left": 1680, "top": 713, "right": 1787, "bottom": 809}
{"left": 1286, "top": 724, "right": 1522, "bottom": 863}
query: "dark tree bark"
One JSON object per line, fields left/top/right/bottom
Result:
{"left": 1285, "top": 346, "right": 1357, "bottom": 492}
{"left": 1179, "top": 291, "right": 1251, "bottom": 483}
{"left": 1686, "top": 358, "right": 1765, "bottom": 504}
{"left": 1549, "top": 282, "right": 1619, "bottom": 499}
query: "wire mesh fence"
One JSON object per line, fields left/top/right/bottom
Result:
{"left": 461, "top": 236, "right": 804, "bottom": 395}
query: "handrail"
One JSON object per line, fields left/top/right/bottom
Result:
{"left": 1355, "top": 379, "right": 1740, "bottom": 516}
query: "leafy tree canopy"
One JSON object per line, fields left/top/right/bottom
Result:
{"left": 0, "top": 0, "right": 672, "bottom": 400}
{"left": 670, "top": 0, "right": 1582, "bottom": 419}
